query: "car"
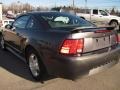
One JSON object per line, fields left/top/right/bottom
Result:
{"left": 0, "top": 11, "right": 120, "bottom": 81}
{"left": 76, "top": 9, "right": 120, "bottom": 31}
{"left": 1, "top": 19, "right": 14, "bottom": 28}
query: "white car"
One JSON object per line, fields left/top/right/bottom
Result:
{"left": 76, "top": 9, "right": 120, "bottom": 30}
{"left": 1, "top": 19, "right": 14, "bottom": 28}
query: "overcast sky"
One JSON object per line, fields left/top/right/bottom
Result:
{"left": 1, "top": 0, "right": 120, "bottom": 10}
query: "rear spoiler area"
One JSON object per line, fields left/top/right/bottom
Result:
{"left": 71, "top": 26, "right": 115, "bottom": 33}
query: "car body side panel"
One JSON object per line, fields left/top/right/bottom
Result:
{"left": 22, "top": 30, "right": 70, "bottom": 71}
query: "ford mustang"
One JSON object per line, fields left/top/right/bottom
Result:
{"left": 1, "top": 12, "right": 120, "bottom": 81}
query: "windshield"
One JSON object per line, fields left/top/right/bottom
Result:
{"left": 39, "top": 13, "right": 95, "bottom": 28}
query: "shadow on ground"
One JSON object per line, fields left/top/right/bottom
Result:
{"left": 0, "top": 49, "right": 55, "bottom": 83}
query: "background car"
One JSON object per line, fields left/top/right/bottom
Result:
{"left": 1, "top": 19, "right": 14, "bottom": 28}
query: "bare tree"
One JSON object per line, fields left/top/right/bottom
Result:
{"left": 110, "top": 7, "right": 116, "bottom": 15}
{"left": 2, "top": 2, "right": 33, "bottom": 14}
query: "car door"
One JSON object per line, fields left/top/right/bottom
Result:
{"left": 91, "top": 9, "right": 100, "bottom": 23}
{"left": 91, "top": 9, "right": 109, "bottom": 25}
{"left": 4, "top": 15, "right": 30, "bottom": 52}
{"left": 98, "top": 10, "right": 110, "bottom": 24}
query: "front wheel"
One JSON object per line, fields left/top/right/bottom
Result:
{"left": 0, "top": 36, "right": 6, "bottom": 50}
{"left": 26, "top": 49, "right": 46, "bottom": 81}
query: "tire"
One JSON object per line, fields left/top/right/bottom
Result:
{"left": 0, "top": 35, "right": 6, "bottom": 50}
{"left": 110, "top": 21, "right": 119, "bottom": 31}
{"left": 26, "top": 49, "right": 46, "bottom": 81}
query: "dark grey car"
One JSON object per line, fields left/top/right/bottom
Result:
{"left": 1, "top": 12, "right": 120, "bottom": 81}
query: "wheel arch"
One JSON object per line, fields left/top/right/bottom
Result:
{"left": 24, "top": 45, "right": 35, "bottom": 56}
{"left": 80, "top": 17, "right": 85, "bottom": 20}
{"left": 24, "top": 44, "right": 43, "bottom": 61}
{"left": 24, "top": 44, "right": 47, "bottom": 70}
{"left": 109, "top": 19, "right": 118, "bottom": 25}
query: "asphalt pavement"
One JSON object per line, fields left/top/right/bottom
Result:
{"left": 0, "top": 48, "right": 120, "bottom": 90}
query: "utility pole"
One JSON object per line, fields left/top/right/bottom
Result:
{"left": 73, "top": 0, "right": 75, "bottom": 8}
{"left": 85, "top": 0, "right": 87, "bottom": 13}
{"left": 71, "top": 0, "right": 76, "bottom": 14}
{"left": 55, "top": 0, "right": 56, "bottom": 8}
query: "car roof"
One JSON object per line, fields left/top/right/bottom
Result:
{"left": 27, "top": 11, "right": 60, "bottom": 14}
{"left": 16, "top": 11, "right": 77, "bottom": 20}
{"left": 26, "top": 11, "right": 73, "bottom": 16}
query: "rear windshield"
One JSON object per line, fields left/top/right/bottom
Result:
{"left": 38, "top": 13, "right": 95, "bottom": 28}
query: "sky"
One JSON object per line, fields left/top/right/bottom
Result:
{"left": 1, "top": 0, "right": 120, "bottom": 10}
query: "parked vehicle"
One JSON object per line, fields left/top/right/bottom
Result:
{"left": 76, "top": 9, "right": 120, "bottom": 30}
{"left": 1, "top": 19, "right": 14, "bottom": 27}
{"left": 1, "top": 12, "right": 120, "bottom": 81}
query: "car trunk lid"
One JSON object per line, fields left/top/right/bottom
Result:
{"left": 70, "top": 26, "right": 118, "bottom": 53}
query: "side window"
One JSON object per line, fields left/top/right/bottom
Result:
{"left": 54, "top": 16, "right": 70, "bottom": 24}
{"left": 4, "top": 21, "right": 8, "bottom": 25}
{"left": 86, "top": 9, "right": 90, "bottom": 14}
{"left": 99, "top": 10, "right": 108, "bottom": 16}
{"left": 93, "top": 10, "right": 98, "bottom": 15}
{"left": 26, "top": 17, "right": 40, "bottom": 29}
{"left": 13, "top": 15, "right": 30, "bottom": 29}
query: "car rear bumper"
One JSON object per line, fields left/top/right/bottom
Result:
{"left": 45, "top": 46, "right": 120, "bottom": 79}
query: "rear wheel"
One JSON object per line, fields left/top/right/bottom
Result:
{"left": 110, "top": 21, "right": 119, "bottom": 31}
{"left": 26, "top": 49, "right": 46, "bottom": 81}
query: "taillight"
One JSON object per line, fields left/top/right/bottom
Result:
{"left": 60, "top": 39, "right": 84, "bottom": 54}
{"left": 116, "top": 35, "right": 120, "bottom": 43}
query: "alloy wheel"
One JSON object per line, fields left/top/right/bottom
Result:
{"left": 29, "top": 53, "right": 40, "bottom": 77}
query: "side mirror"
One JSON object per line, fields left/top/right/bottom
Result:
{"left": 5, "top": 24, "right": 13, "bottom": 29}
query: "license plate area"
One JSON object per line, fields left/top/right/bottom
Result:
{"left": 93, "top": 36, "right": 111, "bottom": 50}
